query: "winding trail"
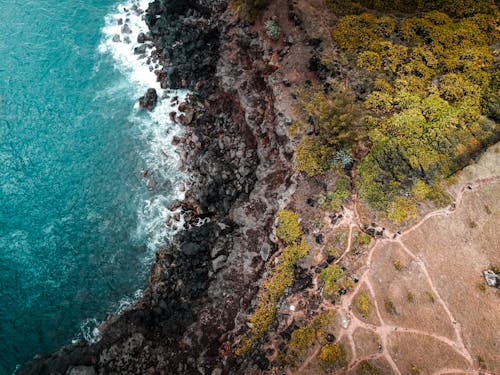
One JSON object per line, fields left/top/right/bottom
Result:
{"left": 284, "top": 174, "right": 499, "bottom": 374}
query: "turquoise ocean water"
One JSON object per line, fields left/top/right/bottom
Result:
{"left": 0, "top": 1, "right": 183, "bottom": 373}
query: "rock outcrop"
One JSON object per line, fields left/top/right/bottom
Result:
{"left": 18, "top": 0, "right": 293, "bottom": 374}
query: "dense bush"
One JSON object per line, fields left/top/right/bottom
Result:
{"left": 327, "top": 0, "right": 497, "bottom": 17}
{"left": 287, "top": 310, "right": 335, "bottom": 363}
{"left": 355, "top": 291, "right": 372, "bottom": 318}
{"left": 326, "top": 9, "right": 500, "bottom": 212}
{"left": 319, "top": 264, "right": 354, "bottom": 301}
{"left": 317, "top": 343, "right": 348, "bottom": 370}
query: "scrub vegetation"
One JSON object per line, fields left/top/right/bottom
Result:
{"left": 294, "top": 1, "right": 499, "bottom": 222}
{"left": 239, "top": 210, "right": 309, "bottom": 353}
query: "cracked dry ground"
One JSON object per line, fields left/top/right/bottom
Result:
{"left": 261, "top": 145, "right": 500, "bottom": 374}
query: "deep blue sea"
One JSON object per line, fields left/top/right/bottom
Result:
{"left": 0, "top": 1, "right": 183, "bottom": 373}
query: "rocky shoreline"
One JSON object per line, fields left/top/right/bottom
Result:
{"left": 19, "top": 0, "right": 294, "bottom": 374}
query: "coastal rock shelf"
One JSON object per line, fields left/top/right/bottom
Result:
{"left": 19, "top": 0, "right": 293, "bottom": 373}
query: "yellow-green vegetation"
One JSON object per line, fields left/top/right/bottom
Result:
{"left": 294, "top": 85, "right": 367, "bottom": 176}
{"left": 327, "top": 0, "right": 497, "bottom": 18}
{"left": 410, "top": 180, "right": 451, "bottom": 207}
{"left": 276, "top": 210, "right": 301, "bottom": 244}
{"left": 393, "top": 259, "right": 402, "bottom": 271}
{"left": 287, "top": 310, "right": 335, "bottom": 363}
{"left": 299, "top": 3, "right": 499, "bottom": 221}
{"left": 339, "top": 10, "right": 500, "bottom": 212}
{"left": 319, "top": 264, "right": 354, "bottom": 301}
{"left": 407, "top": 290, "right": 415, "bottom": 302}
{"left": 327, "top": 176, "right": 351, "bottom": 210}
{"left": 355, "top": 291, "right": 372, "bottom": 318}
{"left": 387, "top": 197, "right": 417, "bottom": 223}
{"left": 239, "top": 240, "right": 310, "bottom": 353}
{"left": 317, "top": 343, "right": 348, "bottom": 370}
{"left": 352, "top": 231, "right": 371, "bottom": 252}
{"left": 238, "top": 210, "right": 309, "bottom": 354}
{"left": 411, "top": 364, "right": 422, "bottom": 374}
{"left": 358, "top": 360, "right": 382, "bottom": 375}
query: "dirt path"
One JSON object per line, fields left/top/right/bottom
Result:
{"left": 284, "top": 174, "right": 499, "bottom": 374}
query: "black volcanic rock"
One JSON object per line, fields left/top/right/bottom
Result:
{"left": 144, "top": 0, "right": 220, "bottom": 90}
{"left": 19, "top": 1, "right": 293, "bottom": 374}
{"left": 139, "top": 88, "right": 158, "bottom": 110}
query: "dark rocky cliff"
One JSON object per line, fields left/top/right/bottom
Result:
{"left": 18, "top": 0, "right": 293, "bottom": 374}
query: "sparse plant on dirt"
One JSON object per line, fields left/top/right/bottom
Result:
{"left": 411, "top": 364, "right": 422, "bottom": 374}
{"left": 358, "top": 360, "right": 382, "bottom": 375}
{"left": 385, "top": 299, "right": 398, "bottom": 315}
{"left": 355, "top": 291, "right": 372, "bottom": 318}
{"left": 425, "top": 291, "right": 435, "bottom": 303}
{"left": 393, "top": 259, "right": 402, "bottom": 271}
{"left": 407, "top": 291, "right": 415, "bottom": 302}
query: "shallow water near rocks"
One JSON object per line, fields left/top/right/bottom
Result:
{"left": 0, "top": 0, "right": 182, "bottom": 372}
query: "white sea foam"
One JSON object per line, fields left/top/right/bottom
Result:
{"left": 77, "top": 0, "right": 188, "bottom": 344}
{"left": 99, "top": 0, "right": 187, "bottom": 254}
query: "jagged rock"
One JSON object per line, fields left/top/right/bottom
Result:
{"left": 18, "top": 0, "right": 293, "bottom": 374}
{"left": 66, "top": 367, "right": 96, "bottom": 375}
{"left": 121, "top": 24, "right": 132, "bottom": 34}
{"left": 139, "top": 88, "right": 158, "bottom": 110}
{"left": 211, "top": 255, "right": 227, "bottom": 272}
{"left": 260, "top": 243, "right": 272, "bottom": 261}
{"left": 134, "top": 45, "right": 147, "bottom": 55}
{"left": 484, "top": 270, "right": 500, "bottom": 288}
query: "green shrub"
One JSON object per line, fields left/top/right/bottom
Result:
{"left": 287, "top": 310, "right": 335, "bottom": 362}
{"left": 238, "top": 240, "right": 310, "bottom": 354}
{"left": 355, "top": 291, "right": 372, "bottom": 318}
{"left": 319, "top": 264, "right": 354, "bottom": 301}
{"left": 317, "top": 343, "right": 347, "bottom": 370}
{"left": 358, "top": 360, "right": 382, "bottom": 375}
{"left": 387, "top": 197, "right": 417, "bottom": 223}
{"left": 295, "top": 137, "right": 329, "bottom": 176}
